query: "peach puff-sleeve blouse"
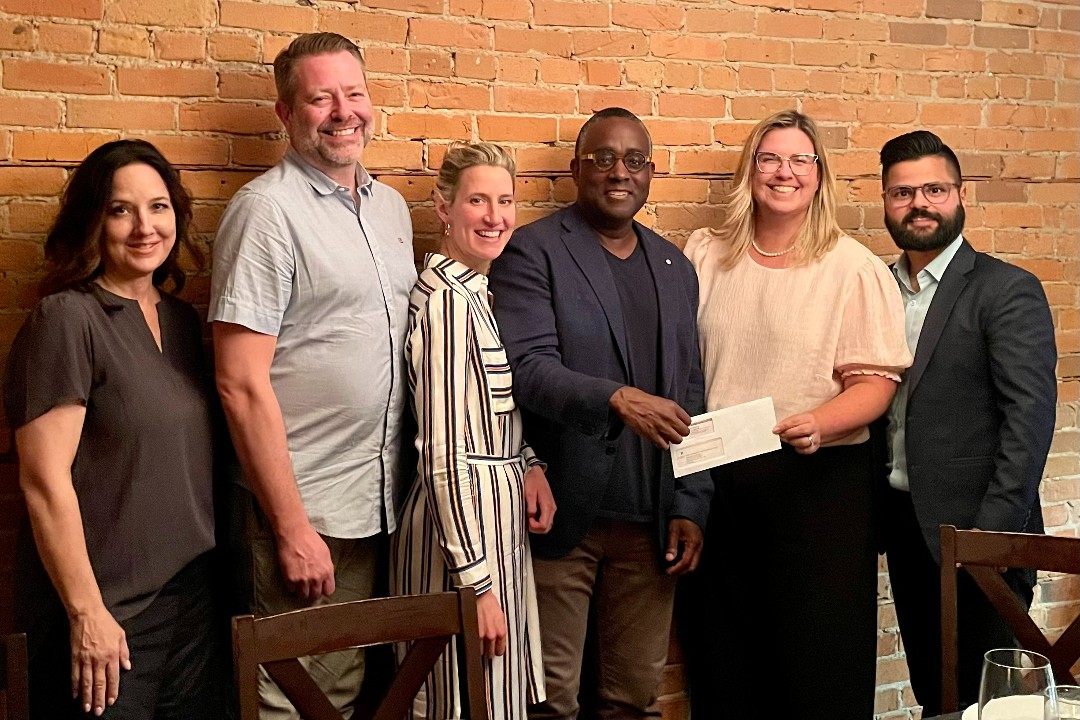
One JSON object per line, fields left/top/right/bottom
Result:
{"left": 684, "top": 229, "right": 912, "bottom": 446}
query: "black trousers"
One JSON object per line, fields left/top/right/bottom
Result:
{"left": 884, "top": 488, "right": 1029, "bottom": 716}
{"left": 23, "top": 553, "right": 224, "bottom": 720}
{"left": 679, "top": 443, "right": 878, "bottom": 720}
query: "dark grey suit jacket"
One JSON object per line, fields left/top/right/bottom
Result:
{"left": 488, "top": 205, "right": 713, "bottom": 559}
{"left": 892, "top": 239, "right": 1056, "bottom": 562}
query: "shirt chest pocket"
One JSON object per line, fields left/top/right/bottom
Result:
{"left": 480, "top": 344, "right": 516, "bottom": 415}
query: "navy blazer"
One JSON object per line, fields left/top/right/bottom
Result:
{"left": 887, "top": 240, "right": 1056, "bottom": 562}
{"left": 488, "top": 205, "right": 713, "bottom": 559}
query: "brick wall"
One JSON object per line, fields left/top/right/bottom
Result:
{"left": 0, "top": 1, "right": 1077, "bottom": 717}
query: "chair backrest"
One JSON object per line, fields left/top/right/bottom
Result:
{"left": 1, "top": 633, "right": 30, "bottom": 720}
{"left": 939, "top": 525, "right": 1080, "bottom": 712}
{"left": 232, "top": 588, "right": 488, "bottom": 720}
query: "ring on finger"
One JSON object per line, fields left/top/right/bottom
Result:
{"left": 808, "top": 435, "right": 816, "bottom": 448}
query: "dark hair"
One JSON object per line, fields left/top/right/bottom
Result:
{"left": 574, "top": 107, "right": 652, "bottom": 157}
{"left": 274, "top": 32, "right": 365, "bottom": 106}
{"left": 41, "top": 139, "right": 195, "bottom": 297}
{"left": 880, "top": 130, "right": 962, "bottom": 184}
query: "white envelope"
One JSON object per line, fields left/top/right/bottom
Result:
{"left": 670, "top": 397, "right": 781, "bottom": 478}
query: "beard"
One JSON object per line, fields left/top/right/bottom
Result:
{"left": 885, "top": 203, "right": 965, "bottom": 252}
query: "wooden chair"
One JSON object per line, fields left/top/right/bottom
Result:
{"left": 1, "top": 633, "right": 30, "bottom": 720}
{"left": 232, "top": 587, "right": 488, "bottom": 720}
{"left": 940, "top": 525, "right": 1080, "bottom": 712}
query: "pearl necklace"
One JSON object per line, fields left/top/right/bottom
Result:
{"left": 751, "top": 239, "right": 797, "bottom": 257}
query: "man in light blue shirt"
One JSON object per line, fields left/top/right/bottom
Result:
{"left": 211, "top": 33, "right": 415, "bottom": 718}
{"left": 879, "top": 131, "right": 1056, "bottom": 715}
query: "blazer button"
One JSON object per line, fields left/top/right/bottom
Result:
{"left": 605, "top": 446, "right": 616, "bottom": 455}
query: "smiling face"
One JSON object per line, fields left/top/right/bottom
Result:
{"left": 883, "top": 155, "right": 966, "bottom": 253}
{"left": 751, "top": 127, "right": 820, "bottom": 222}
{"left": 571, "top": 116, "right": 653, "bottom": 229}
{"left": 436, "top": 164, "right": 516, "bottom": 273}
{"left": 276, "top": 50, "right": 374, "bottom": 181}
{"left": 100, "top": 162, "right": 177, "bottom": 285}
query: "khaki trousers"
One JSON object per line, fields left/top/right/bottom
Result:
{"left": 528, "top": 519, "right": 676, "bottom": 720}
{"left": 233, "top": 487, "right": 386, "bottom": 720}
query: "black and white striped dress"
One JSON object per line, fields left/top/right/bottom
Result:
{"left": 391, "top": 253, "right": 545, "bottom": 719}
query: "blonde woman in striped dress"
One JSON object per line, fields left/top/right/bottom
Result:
{"left": 391, "top": 142, "right": 555, "bottom": 719}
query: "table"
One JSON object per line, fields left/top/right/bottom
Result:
{"left": 922, "top": 713, "right": 963, "bottom": 720}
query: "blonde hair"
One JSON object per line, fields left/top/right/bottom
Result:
{"left": 708, "top": 110, "right": 842, "bottom": 269}
{"left": 435, "top": 142, "right": 516, "bottom": 205}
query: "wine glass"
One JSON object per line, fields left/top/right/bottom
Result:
{"left": 978, "top": 648, "right": 1055, "bottom": 720}
{"left": 1046, "top": 686, "right": 1080, "bottom": 720}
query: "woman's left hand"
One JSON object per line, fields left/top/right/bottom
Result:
{"left": 774, "top": 412, "right": 821, "bottom": 455}
{"left": 524, "top": 466, "right": 556, "bottom": 534}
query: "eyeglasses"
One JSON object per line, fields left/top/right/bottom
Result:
{"left": 754, "top": 152, "right": 819, "bottom": 176}
{"left": 883, "top": 182, "right": 960, "bottom": 206}
{"left": 579, "top": 149, "right": 652, "bottom": 173}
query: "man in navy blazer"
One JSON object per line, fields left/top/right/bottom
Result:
{"left": 878, "top": 130, "right": 1057, "bottom": 715}
{"left": 488, "top": 108, "right": 712, "bottom": 719}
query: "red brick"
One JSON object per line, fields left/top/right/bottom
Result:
{"left": 648, "top": 119, "right": 712, "bottom": 146}
{"left": 231, "top": 137, "right": 288, "bottom": 167}
{"left": 0, "top": 20, "right": 33, "bottom": 51}
{"left": 3, "top": 60, "right": 110, "bottom": 94}
{"left": 107, "top": 0, "right": 215, "bottom": 27}
{"left": 860, "top": 45, "right": 925, "bottom": 70}
{"left": 38, "top": 22, "right": 95, "bottom": 54}
{"left": 363, "top": 0, "right": 442, "bottom": 11}
{"left": 98, "top": 26, "right": 151, "bottom": 57}
{"left": 219, "top": 0, "right": 314, "bottom": 32}
{"left": 648, "top": 177, "right": 709, "bottom": 202}
{"left": 317, "top": 10, "right": 408, "bottom": 44}
{"left": 584, "top": 60, "right": 621, "bottom": 86}
{"left": 574, "top": 30, "right": 649, "bottom": 58}
{"left": 409, "top": 18, "right": 491, "bottom": 50}
{"left": 218, "top": 71, "right": 277, "bottom": 101}
{"left": 535, "top": 0, "right": 610, "bottom": 27}
{"left": 825, "top": 17, "right": 887, "bottom": 40}
{"left": 260, "top": 33, "right": 292, "bottom": 63}
{"left": 137, "top": 135, "right": 230, "bottom": 166}
{"left": 857, "top": 101, "right": 917, "bottom": 124}
{"left": 363, "top": 141, "right": 424, "bottom": 171}
{"left": 179, "top": 102, "right": 280, "bottom": 134}
{"left": 118, "top": 67, "right": 217, "bottom": 97}
{"left": 650, "top": 34, "right": 724, "bottom": 62}
{"left": 480, "top": 0, "right": 530, "bottom": 20}
{"left": 540, "top": 58, "right": 582, "bottom": 85}
{"left": 796, "top": 0, "right": 859, "bottom": 9}
{"left": 494, "top": 27, "right": 572, "bottom": 57}
{"left": 409, "top": 81, "right": 490, "bottom": 111}
{"left": 67, "top": 98, "right": 175, "bottom": 131}
{"left": 653, "top": 204, "right": 725, "bottom": 233}
{"left": 208, "top": 32, "right": 260, "bottom": 62}
{"left": 0, "top": 167, "right": 67, "bottom": 196}
{"left": 927, "top": 0, "right": 980, "bottom": 20}
{"left": 672, "top": 148, "right": 739, "bottom": 175}
{"left": 7, "top": 200, "right": 59, "bottom": 233}
{"left": 663, "top": 62, "right": 699, "bottom": 89}
{"left": 658, "top": 93, "right": 727, "bottom": 119}
{"left": 726, "top": 37, "right": 792, "bottom": 63}
{"left": 365, "top": 47, "right": 408, "bottom": 74}
{"left": 12, "top": 131, "right": 118, "bottom": 161}
{"left": 730, "top": 96, "right": 796, "bottom": 120}
{"left": 0, "top": 97, "right": 62, "bottom": 128}
{"left": 685, "top": 8, "right": 755, "bottom": 33}
{"left": 702, "top": 66, "right": 737, "bottom": 90}
{"left": 0, "top": 0, "right": 103, "bottom": 20}
{"left": 180, "top": 169, "right": 260, "bottom": 200}
{"left": 153, "top": 31, "right": 205, "bottom": 61}
{"left": 476, "top": 115, "right": 557, "bottom": 143}
{"left": 515, "top": 146, "right": 574, "bottom": 173}
{"left": 987, "top": 51, "right": 1046, "bottom": 75}
{"left": 758, "top": 11, "right": 823, "bottom": 38}
{"left": 388, "top": 113, "right": 473, "bottom": 141}
{"left": 983, "top": 1, "right": 1040, "bottom": 26}
{"left": 493, "top": 86, "right": 574, "bottom": 114}
{"left": 989, "top": 104, "right": 1048, "bottom": 128}
{"left": 612, "top": 3, "right": 684, "bottom": 30}
{"left": 975, "top": 25, "right": 1031, "bottom": 49}
{"left": 738, "top": 66, "right": 773, "bottom": 91}
{"left": 409, "top": 50, "right": 452, "bottom": 78}
{"left": 889, "top": 22, "right": 948, "bottom": 45}
{"left": 455, "top": 52, "right": 498, "bottom": 81}
{"left": 497, "top": 56, "right": 539, "bottom": 83}
{"left": 577, "top": 88, "right": 652, "bottom": 116}
{"left": 794, "top": 41, "right": 860, "bottom": 67}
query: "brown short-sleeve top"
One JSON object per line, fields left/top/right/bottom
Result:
{"left": 4, "top": 286, "right": 215, "bottom": 622}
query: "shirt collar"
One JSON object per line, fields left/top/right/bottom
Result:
{"left": 284, "top": 147, "right": 373, "bottom": 197}
{"left": 893, "top": 234, "right": 965, "bottom": 289}
{"left": 425, "top": 253, "right": 488, "bottom": 294}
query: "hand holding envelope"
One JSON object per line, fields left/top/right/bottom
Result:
{"left": 670, "top": 397, "right": 781, "bottom": 478}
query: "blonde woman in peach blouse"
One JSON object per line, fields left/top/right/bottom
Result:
{"left": 679, "top": 111, "right": 911, "bottom": 720}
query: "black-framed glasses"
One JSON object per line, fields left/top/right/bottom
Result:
{"left": 579, "top": 149, "right": 652, "bottom": 173}
{"left": 883, "top": 182, "right": 960, "bottom": 206}
{"left": 754, "top": 152, "right": 819, "bottom": 176}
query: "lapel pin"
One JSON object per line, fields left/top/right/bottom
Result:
{"left": 665, "top": 258, "right": 672, "bottom": 265}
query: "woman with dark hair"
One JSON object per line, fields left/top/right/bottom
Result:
{"left": 4, "top": 139, "right": 219, "bottom": 719}
{"left": 680, "top": 111, "right": 911, "bottom": 719}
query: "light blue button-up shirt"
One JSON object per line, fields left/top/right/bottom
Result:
{"left": 886, "top": 235, "right": 965, "bottom": 491}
